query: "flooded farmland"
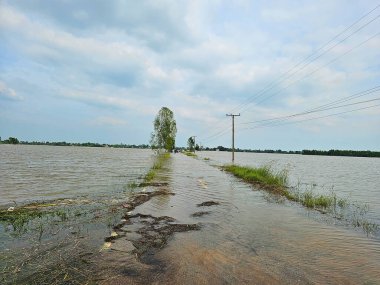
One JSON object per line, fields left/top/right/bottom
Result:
{"left": 1, "top": 145, "right": 379, "bottom": 284}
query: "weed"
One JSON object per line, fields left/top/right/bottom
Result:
{"left": 222, "top": 164, "right": 288, "bottom": 191}
{"left": 183, "top": 151, "right": 197, "bottom": 157}
{"left": 222, "top": 164, "right": 378, "bottom": 235}
{"left": 127, "top": 181, "right": 139, "bottom": 189}
{"left": 0, "top": 208, "right": 45, "bottom": 234}
{"left": 142, "top": 153, "right": 170, "bottom": 184}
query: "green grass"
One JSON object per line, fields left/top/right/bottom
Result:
{"left": 143, "top": 153, "right": 170, "bottom": 183}
{"left": 0, "top": 206, "right": 70, "bottom": 235}
{"left": 183, "top": 151, "right": 197, "bottom": 157}
{"left": 287, "top": 190, "right": 334, "bottom": 208}
{"left": 0, "top": 208, "right": 45, "bottom": 233}
{"left": 223, "top": 164, "right": 346, "bottom": 211}
{"left": 144, "top": 169, "right": 156, "bottom": 182}
{"left": 222, "top": 164, "right": 288, "bottom": 192}
{"left": 285, "top": 185, "right": 350, "bottom": 210}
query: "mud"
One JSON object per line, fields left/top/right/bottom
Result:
{"left": 99, "top": 208, "right": 200, "bottom": 283}
{"left": 104, "top": 187, "right": 199, "bottom": 261}
{"left": 197, "top": 201, "right": 220, "bottom": 207}
{"left": 110, "top": 213, "right": 200, "bottom": 259}
{"left": 122, "top": 189, "right": 174, "bottom": 212}
{"left": 191, "top": 211, "right": 211, "bottom": 217}
{"left": 138, "top": 182, "right": 169, "bottom": 187}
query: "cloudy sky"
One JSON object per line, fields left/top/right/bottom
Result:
{"left": 0, "top": 0, "right": 379, "bottom": 150}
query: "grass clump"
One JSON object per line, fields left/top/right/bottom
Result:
{"left": 292, "top": 190, "right": 334, "bottom": 208}
{"left": 222, "top": 164, "right": 288, "bottom": 192}
{"left": 223, "top": 163, "right": 378, "bottom": 236}
{"left": 223, "top": 164, "right": 344, "bottom": 211}
{"left": 144, "top": 169, "right": 156, "bottom": 182}
{"left": 224, "top": 165, "right": 341, "bottom": 210}
{"left": 0, "top": 208, "right": 45, "bottom": 233}
{"left": 0, "top": 206, "right": 70, "bottom": 235}
{"left": 183, "top": 151, "right": 197, "bottom": 157}
{"left": 285, "top": 184, "right": 350, "bottom": 210}
{"left": 142, "top": 152, "right": 170, "bottom": 183}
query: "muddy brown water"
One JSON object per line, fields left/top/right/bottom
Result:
{"left": 97, "top": 153, "right": 380, "bottom": 284}
{"left": 0, "top": 145, "right": 154, "bottom": 206}
{"left": 1, "top": 146, "right": 380, "bottom": 284}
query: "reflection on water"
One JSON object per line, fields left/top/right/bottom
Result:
{"left": 0, "top": 145, "right": 154, "bottom": 206}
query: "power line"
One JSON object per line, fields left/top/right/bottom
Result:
{"left": 305, "top": 85, "right": 380, "bottom": 112}
{"left": 242, "top": 19, "right": 380, "bottom": 110}
{"left": 231, "top": 6, "right": 380, "bottom": 113}
{"left": 205, "top": 84, "right": 380, "bottom": 143}
{"left": 242, "top": 103, "right": 380, "bottom": 130}
{"left": 240, "top": 86, "right": 380, "bottom": 125}
{"left": 246, "top": 98, "right": 380, "bottom": 128}
{"left": 202, "top": 126, "right": 231, "bottom": 143}
{"left": 254, "top": 31, "right": 380, "bottom": 106}
{"left": 197, "top": 4, "right": 380, "bottom": 145}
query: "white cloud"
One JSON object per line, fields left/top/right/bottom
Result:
{"left": 63, "top": 89, "right": 157, "bottom": 115}
{"left": 0, "top": 82, "right": 23, "bottom": 101}
{"left": 90, "top": 116, "right": 128, "bottom": 127}
{"left": 1, "top": 0, "right": 379, "bottom": 149}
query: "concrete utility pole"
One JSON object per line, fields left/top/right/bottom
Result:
{"left": 226, "top": 113, "right": 240, "bottom": 163}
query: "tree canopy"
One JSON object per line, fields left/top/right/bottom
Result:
{"left": 1, "top": 137, "right": 19, "bottom": 144}
{"left": 187, "top": 136, "right": 195, "bottom": 152}
{"left": 150, "top": 107, "right": 177, "bottom": 152}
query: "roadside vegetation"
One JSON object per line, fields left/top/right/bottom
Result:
{"left": 183, "top": 151, "right": 197, "bottom": 158}
{"left": 222, "top": 164, "right": 288, "bottom": 193}
{"left": 222, "top": 163, "right": 378, "bottom": 235}
{"left": 142, "top": 153, "right": 170, "bottom": 184}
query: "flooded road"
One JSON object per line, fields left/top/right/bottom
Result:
{"left": 197, "top": 151, "right": 380, "bottom": 224}
{"left": 98, "top": 153, "right": 380, "bottom": 284}
{"left": 1, "top": 146, "right": 379, "bottom": 284}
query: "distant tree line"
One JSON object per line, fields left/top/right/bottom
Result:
{"left": 302, "top": 149, "right": 380, "bottom": 158}
{"left": 1, "top": 136, "right": 379, "bottom": 158}
{"left": 200, "top": 146, "right": 379, "bottom": 158}
{"left": 202, "top": 146, "right": 302, "bottom": 154}
{"left": 0, "top": 137, "right": 150, "bottom": 149}
{"left": 0, "top": 137, "right": 19, "bottom": 144}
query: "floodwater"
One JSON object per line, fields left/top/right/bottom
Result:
{"left": 197, "top": 151, "right": 380, "bottom": 224}
{"left": 1, "top": 145, "right": 380, "bottom": 284}
{"left": 99, "top": 151, "right": 380, "bottom": 284}
{"left": 0, "top": 145, "right": 153, "bottom": 206}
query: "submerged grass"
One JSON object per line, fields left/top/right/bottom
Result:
{"left": 143, "top": 152, "right": 170, "bottom": 183}
{"left": 222, "top": 164, "right": 288, "bottom": 192}
{"left": 183, "top": 151, "right": 197, "bottom": 157}
{"left": 0, "top": 208, "right": 45, "bottom": 234}
{"left": 222, "top": 163, "right": 378, "bottom": 235}
{"left": 0, "top": 206, "right": 70, "bottom": 236}
{"left": 222, "top": 164, "right": 340, "bottom": 210}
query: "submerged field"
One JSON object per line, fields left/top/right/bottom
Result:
{"left": 1, "top": 145, "right": 380, "bottom": 284}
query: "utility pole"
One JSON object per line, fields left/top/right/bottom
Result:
{"left": 226, "top": 113, "right": 240, "bottom": 163}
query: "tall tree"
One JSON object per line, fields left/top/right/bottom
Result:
{"left": 150, "top": 107, "right": 177, "bottom": 152}
{"left": 187, "top": 136, "right": 195, "bottom": 152}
